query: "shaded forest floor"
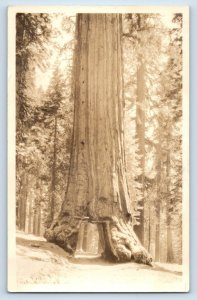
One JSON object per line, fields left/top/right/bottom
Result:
{"left": 16, "top": 231, "right": 184, "bottom": 292}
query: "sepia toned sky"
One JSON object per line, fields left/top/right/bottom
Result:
{"left": 34, "top": 13, "right": 176, "bottom": 92}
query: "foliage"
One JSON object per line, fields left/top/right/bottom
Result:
{"left": 123, "top": 13, "right": 183, "bottom": 263}
{"left": 16, "top": 14, "right": 75, "bottom": 233}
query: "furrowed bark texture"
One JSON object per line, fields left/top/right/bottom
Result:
{"left": 45, "top": 14, "right": 152, "bottom": 265}
{"left": 135, "top": 62, "right": 146, "bottom": 244}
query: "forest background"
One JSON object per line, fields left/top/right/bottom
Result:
{"left": 15, "top": 11, "right": 183, "bottom": 264}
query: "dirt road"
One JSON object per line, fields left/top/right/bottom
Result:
{"left": 15, "top": 231, "right": 184, "bottom": 292}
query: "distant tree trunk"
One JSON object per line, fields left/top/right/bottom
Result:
{"left": 77, "top": 222, "right": 85, "bottom": 252}
{"left": 18, "top": 173, "right": 28, "bottom": 231}
{"left": 16, "top": 18, "right": 27, "bottom": 145}
{"left": 45, "top": 14, "right": 152, "bottom": 265}
{"left": 83, "top": 223, "right": 98, "bottom": 253}
{"left": 148, "top": 200, "right": 151, "bottom": 252}
{"left": 166, "top": 134, "right": 174, "bottom": 262}
{"left": 33, "top": 173, "right": 41, "bottom": 235}
{"left": 82, "top": 223, "right": 88, "bottom": 252}
{"left": 49, "top": 115, "right": 58, "bottom": 225}
{"left": 36, "top": 203, "right": 41, "bottom": 236}
{"left": 33, "top": 208, "right": 36, "bottom": 235}
{"left": 16, "top": 17, "right": 28, "bottom": 232}
{"left": 167, "top": 221, "right": 173, "bottom": 262}
{"left": 155, "top": 142, "right": 162, "bottom": 261}
{"left": 28, "top": 194, "right": 32, "bottom": 233}
{"left": 98, "top": 237, "right": 104, "bottom": 254}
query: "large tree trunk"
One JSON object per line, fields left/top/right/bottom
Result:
{"left": 45, "top": 14, "right": 152, "bottom": 265}
{"left": 134, "top": 14, "right": 146, "bottom": 244}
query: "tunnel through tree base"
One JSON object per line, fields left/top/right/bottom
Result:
{"left": 44, "top": 216, "right": 152, "bottom": 265}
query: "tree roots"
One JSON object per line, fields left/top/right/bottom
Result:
{"left": 44, "top": 216, "right": 81, "bottom": 255}
{"left": 102, "top": 216, "right": 152, "bottom": 265}
{"left": 44, "top": 215, "right": 152, "bottom": 265}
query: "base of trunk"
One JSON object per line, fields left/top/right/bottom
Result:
{"left": 44, "top": 215, "right": 152, "bottom": 265}
{"left": 44, "top": 215, "right": 81, "bottom": 255}
{"left": 100, "top": 216, "right": 152, "bottom": 265}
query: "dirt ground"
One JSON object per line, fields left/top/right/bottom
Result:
{"left": 15, "top": 231, "right": 185, "bottom": 292}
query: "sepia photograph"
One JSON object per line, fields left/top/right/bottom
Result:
{"left": 8, "top": 6, "right": 189, "bottom": 292}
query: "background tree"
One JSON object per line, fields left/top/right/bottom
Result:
{"left": 122, "top": 13, "right": 183, "bottom": 262}
{"left": 16, "top": 13, "right": 51, "bottom": 231}
{"left": 16, "top": 14, "right": 74, "bottom": 234}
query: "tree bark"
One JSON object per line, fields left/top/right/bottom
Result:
{"left": 82, "top": 223, "right": 89, "bottom": 252}
{"left": 36, "top": 203, "right": 41, "bottom": 236}
{"left": 33, "top": 208, "right": 36, "bottom": 235}
{"left": 166, "top": 133, "right": 174, "bottom": 262}
{"left": 135, "top": 62, "right": 146, "bottom": 244}
{"left": 48, "top": 115, "right": 58, "bottom": 225}
{"left": 28, "top": 194, "right": 32, "bottom": 233}
{"left": 155, "top": 142, "right": 162, "bottom": 261}
{"left": 131, "top": 14, "right": 146, "bottom": 244}
{"left": 45, "top": 14, "right": 152, "bottom": 265}
{"left": 18, "top": 172, "right": 28, "bottom": 231}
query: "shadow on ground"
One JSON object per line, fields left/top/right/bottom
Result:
{"left": 16, "top": 236, "right": 69, "bottom": 260}
{"left": 69, "top": 253, "right": 182, "bottom": 276}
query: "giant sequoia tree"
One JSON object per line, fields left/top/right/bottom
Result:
{"left": 45, "top": 14, "right": 152, "bottom": 265}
